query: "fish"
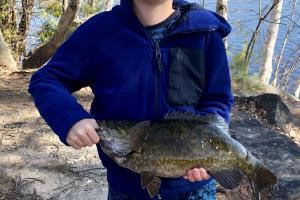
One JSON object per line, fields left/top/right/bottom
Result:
{"left": 96, "top": 111, "right": 277, "bottom": 199}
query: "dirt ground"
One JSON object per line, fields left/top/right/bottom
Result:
{"left": 0, "top": 68, "right": 108, "bottom": 200}
{"left": 0, "top": 66, "right": 300, "bottom": 200}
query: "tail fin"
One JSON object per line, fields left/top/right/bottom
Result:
{"left": 251, "top": 162, "right": 278, "bottom": 200}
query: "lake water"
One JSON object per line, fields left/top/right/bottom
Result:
{"left": 202, "top": 0, "right": 300, "bottom": 93}
{"left": 112, "top": 0, "right": 300, "bottom": 94}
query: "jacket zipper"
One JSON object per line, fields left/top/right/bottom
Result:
{"left": 151, "top": 29, "right": 216, "bottom": 118}
{"left": 122, "top": 9, "right": 218, "bottom": 119}
{"left": 135, "top": 25, "right": 163, "bottom": 118}
{"left": 154, "top": 40, "right": 163, "bottom": 117}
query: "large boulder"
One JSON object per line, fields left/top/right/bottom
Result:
{"left": 234, "top": 93, "right": 292, "bottom": 129}
{"left": 226, "top": 109, "right": 300, "bottom": 200}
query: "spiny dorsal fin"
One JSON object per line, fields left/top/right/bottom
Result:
{"left": 163, "top": 111, "right": 229, "bottom": 132}
{"left": 210, "top": 169, "right": 243, "bottom": 190}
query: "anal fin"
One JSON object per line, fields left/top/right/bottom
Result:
{"left": 210, "top": 169, "right": 243, "bottom": 190}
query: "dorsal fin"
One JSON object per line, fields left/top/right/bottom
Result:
{"left": 163, "top": 111, "right": 229, "bottom": 132}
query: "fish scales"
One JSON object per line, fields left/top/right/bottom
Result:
{"left": 96, "top": 112, "right": 277, "bottom": 199}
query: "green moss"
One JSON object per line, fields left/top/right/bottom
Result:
{"left": 229, "top": 38, "right": 270, "bottom": 96}
{"left": 232, "top": 74, "right": 269, "bottom": 96}
{"left": 37, "top": 22, "right": 57, "bottom": 43}
{"left": 45, "top": 0, "right": 63, "bottom": 18}
{"left": 230, "top": 41, "right": 248, "bottom": 77}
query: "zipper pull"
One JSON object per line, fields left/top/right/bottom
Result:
{"left": 155, "top": 41, "right": 163, "bottom": 71}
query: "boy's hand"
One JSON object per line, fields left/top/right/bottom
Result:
{"left": 67, "top": 119, "right": 100, "bottom": 149}
{"left": 184, "top": 168, "right": 210, "bottom": 182}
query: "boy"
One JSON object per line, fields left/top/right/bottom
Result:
{"left": 29, "top": 0, "right": 233, "bottom": 199}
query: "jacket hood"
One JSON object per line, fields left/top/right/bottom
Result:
{"left": 119, "top": 0, "right": 231, "bottom": 38}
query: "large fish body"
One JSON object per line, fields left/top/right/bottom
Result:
{"left": 96, "top": 112, "right": 277, "bottom": 199}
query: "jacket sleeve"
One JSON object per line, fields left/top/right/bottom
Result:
{"left": 28, "top": 27, "right": 94, "bottom": 145}
{"left": 196, "top": 31, "right": 234, "bottom": 124}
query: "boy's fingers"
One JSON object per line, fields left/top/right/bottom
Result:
{"left": 199, "top": 168, "right": 210, "bottom": 180}
{"left": 67, "top": 138, "right": 82, "bottom": 149}
{"left": 66, "top": 137, "right": 71, "bottom": 146}
{"left": 186, "top": 170, "right": 195, "bottom": 182}
{"left": 67, "top": 135, "right": 82, "bottom": 147}
{"left": 192, "top": 168, "right": 203, "bottom": 181}
{"left": 74, "top": 138, "right": 85, "bottom": 147}
{"left": 86, "top": 126, "right": 100, "bottom": 144}
{"left": 72, "top": 143, "right": 82, "bottom": 150}
{"left": 91, "top": 119, "right": 100, "bottom": 129}
{"left": 78, "top": 132, "right": 94, "bottom": 147}
{"left": 184, "top": 168, "right": 210, "bottom": 182}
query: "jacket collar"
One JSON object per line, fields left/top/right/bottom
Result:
{"left": 119, "top": 0, "right": 231, "bottom": 38}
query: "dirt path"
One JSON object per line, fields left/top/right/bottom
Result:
{"left": 1, "top": 67, "right": 300, "bottom": 200}
{"left": 0, "top": 68, "right": 107, "bottom": 200}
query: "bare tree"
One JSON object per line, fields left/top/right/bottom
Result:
{"left": 244, "top": 0, "right": 282, "bottom": 74}
{"left": 14, "top": 0, "right": 34, "bottom": 56}
{"left": 295, "top": 77, "right": 300, "bottom": 99}
{"left": 281, "top": 56, "right": 300, "bottom": 90}
{"left": 0, "top": 30, "right": 17, "bottom": 70}
{"left": 0, "top": 0, "right": 17, "bottom": 47}
{"left": 216, "top": 0, "right": 228, "bottom": 21}
{"left": 22, "top": 0, "right": 81, "bottom": 69}
{"left": 88, "top": 0, "right": 97, "bottom": 7}
{"left": 102, "top": 0, "right": 112, "bottom": 11}
{"left": 216, "top": 0, "right": 228, "bottom": 48}
{"left": 272, "top": 0, "right": 297, "bottom": 86}
{"left": 259, "top": 0, "right": 283, "bottom": 84}
{"left": 63, "top": 0, "right": 69, "bottom": 11}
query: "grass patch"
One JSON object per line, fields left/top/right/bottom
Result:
{"left": 231, "top": 74, "right": 270, "bottom": 96}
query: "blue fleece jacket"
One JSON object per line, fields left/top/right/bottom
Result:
{"left": 29, "top": 0, "right": 233, "bottom": 199}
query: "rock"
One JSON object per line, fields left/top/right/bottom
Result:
{"left": 234, "top": 93, "right": 292, "bottom": 129}
{"left": 227, "top": 110, "right": 300, "bottom": 200}
{"left": 271, "top": 180, "right": 300, "bottom": 200}
{"left": 255, "top": 94, "right": 291, "bottom": 127}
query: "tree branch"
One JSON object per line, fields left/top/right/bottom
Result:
{"left": 22, "top": 0, "right": 81, "bottom": 69}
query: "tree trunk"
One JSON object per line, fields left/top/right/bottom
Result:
{"left": 0, "top": 30, "right": 17, "bottom": 70}
{"left": 216, "top": 0, "right": 228, "bottom": 48}
{"left": 22, "top": 0, "right": 81, "bottom": 69}
{"left": 0, "top": 0, "right": 17, "bottom": 46}
{"left": 216, "top": 0, "right": 228, "bottom": 20}
{"left": 63, "top": 0, "right": 69, "bottom": 11}
{"left": 259, "top": 0, "right": 283, "bottom": 84}
{"left": 14, "top": 0, "right": 34, "bottom": 57}
{"left": 88, "top": 0, "right": 97, "bottom": 7}
{"left": 295, "top": 78, "right": 300, "bottom": 99}
{"left": 103, "top": 0, "right": 113, "bottom": 11}
{"left": 272, "top": 0, "right": 297, "bottom": 86}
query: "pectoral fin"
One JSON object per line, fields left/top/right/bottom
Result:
{"left": 210, "top": 169, "right": 243, "bottom": 190}
{"left": 140, "top": 171, "right": 161, "bottom": 198}
{"left": 129, "top": 121, "right": 150, "bottom": 153}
